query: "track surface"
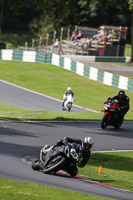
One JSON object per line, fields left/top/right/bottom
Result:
{"left": 0, "top": 80, "right": 95, "bottom": 112}
{"left": 71, "top": 56, "right": 133, "bottom": 77}
{"left": 0, "top": 121, "right": 133, "bottom": 200}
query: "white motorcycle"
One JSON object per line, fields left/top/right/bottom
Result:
{"left": 63, "top": 93, "right": 74, "bottom": 111}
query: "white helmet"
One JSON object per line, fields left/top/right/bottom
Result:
{"left": 82, "top": 137, "right": 94, "bottom": 150}
{"left": 67, "top": 87, "right": 72, "bottom": 93}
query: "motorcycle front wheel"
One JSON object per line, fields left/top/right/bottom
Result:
{"left": 67, "top": 103, "right": 72, "bottom": 111}
{"left": 43, "top": 155, "right": 66, "bottom": 174}
{"left": 101, "top": 114, "right": 108, "bottom": 129}
{"left": 32, "top": 159, "right": 42, "bottom": 171}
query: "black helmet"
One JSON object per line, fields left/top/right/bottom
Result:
{"left": 118, "top": 90, "right": 125, "bottom": 99}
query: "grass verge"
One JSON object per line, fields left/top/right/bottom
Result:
{"left": 0, "top": 105, "right": 133, "bottom": 121}
{"left": 0, "top": 178, "right": 113, "bottom": 200}
{"left": 79, "top": 151, "right": 133, "bottom": 191}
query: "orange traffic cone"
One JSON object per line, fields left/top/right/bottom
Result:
{"left": 98, "top": 166, "right": 102, "bottom": 173}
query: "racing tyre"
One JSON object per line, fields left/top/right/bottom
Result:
{"left": 67, "top": 103, "right": 72, "bottom": 111}
{"left": 66, "top": 166, "right": 78, "bottom": 177}
{"left": 101, "top": 114, "right": 108, "bottom": 129}
{"left": 114, "top": 120, "right": 123, "bottom": 129}
{"left": 43, "top": 156, "right": 66, "bottom": 174}
{"left": 32, "top": 159, "right": 42, "bottom": 171}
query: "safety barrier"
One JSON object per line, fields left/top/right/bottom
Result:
{"left": 0, "top": 50, "right": 52, "bottom": 63}
{"left": 51, "top": 53, "right": 133, "bottom": 92}
{"left": 0, "top": 50, "right": 132, "bottom": 92}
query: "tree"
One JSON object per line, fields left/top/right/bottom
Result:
{"left": 128, "top": 0, "right": 133, "bottom": 61}
{"left": 0, "top": 0, "right": 4, "bottom": 34}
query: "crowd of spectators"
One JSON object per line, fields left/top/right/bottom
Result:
{"left": 52, "top": 26, "right": 116, "bottom": 54}
{"left": 92, "top": 26, "right": 113, "bottom": 44}
{"left": 69, "top": 25, "right": 114, "bottom": 52}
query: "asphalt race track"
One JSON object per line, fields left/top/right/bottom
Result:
{"left": 0, "top": 121, "right": 133, "bottom": 200}
{"left": 0, "top": 79, "right": 96, "bottom": 112}
{"left": 0, "top": 80, "right": 133, "bottom": 199}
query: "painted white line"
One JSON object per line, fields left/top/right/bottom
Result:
{"left": 72, "top": 104, "right": 100, "bottom": 113}
{"left": 0, "top": 79, "right": 62, "bottom": 102}
{"left": 92, "top": 150, "right": 133, "bottom": 153}
{"left": 0, "top": 79, "right": 99, "bottom": 113}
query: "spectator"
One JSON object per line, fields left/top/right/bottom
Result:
{"left": 92, "top": 26, "right": 105, "bottom": 41}
{"left": 82, "top": 37, "right": 91, "bottom": 51}
{"left": 53, "top": 39, "right": 59, "bottom": 48}
{"left": 75, "top": 30, "right": 83, "bottom": 41}
{"left": 71, "top": 30, "right": 78, "bottom": 41}
{"left": 106, "top": 30, "right": 113, "bottom": 42}
{"left": 97, "top": 28, "right": 107, "bottom": 44}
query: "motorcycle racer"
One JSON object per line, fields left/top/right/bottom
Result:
{"left": 110, "top": 90, "right": 130, "bottom": 116}
{"left": 42, "top": 136, "right": 94, "bottom": 168}
{"left": 62, "top": 87, "right": 74, "bottom": 110}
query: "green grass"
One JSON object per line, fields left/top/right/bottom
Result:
{"left": 1, "top": 105, "right": 133, "bottom": 121}
{"left": 79, "top": 151, "right": 133, "bottom": 191}
{"left": 0, "top": 151, "right": 132, "bottom": 200}
{"left": 0, "top": 31, "right": 37, "bottom": 49}
{"left": 0, "top": 32, "right": 132, "bottom": 199}
{"left": 0, "top": 60, "right": 132, "bottom": 120}
{"left": 0, "top": 105, "right": 102, "bottom": 121}
{"left": 125, "top": 43, "right": 131, "bottom": 57}
{"left": 0, "top": 178, "right": 113, "bottom": 200}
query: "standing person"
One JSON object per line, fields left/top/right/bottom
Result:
{"left": 53, "top": 39, "right": 59, "bottom": 48}
{"left": 62, "top": 87, "right": 74, "bottom": 110}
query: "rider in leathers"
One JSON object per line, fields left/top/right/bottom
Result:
{"left": 55, "top": 137, "right": 93, "bottom": 168}
{"left": 62, "top": 87, "right": 74, "bottom": 110}
{"left": 41, "top": 136, "right": 94, "bottom": 175}
{"left": 111, "top": 90, "right": 130, "bottom": 117}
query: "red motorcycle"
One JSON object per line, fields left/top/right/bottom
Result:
{"left": 101, "top": 99, "right": 123, "bottom": 129}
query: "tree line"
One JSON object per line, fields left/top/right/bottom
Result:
{"left": 0, "top": 0, "right": 133, "bottom": 60}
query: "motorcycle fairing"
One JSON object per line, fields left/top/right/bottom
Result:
{"left": 43, "top": 146, "right": 65, "bottom": 166}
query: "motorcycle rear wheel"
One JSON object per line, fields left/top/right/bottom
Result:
{"left": 101, "top": 114, "right": 108, "bottom": 129}
{"left": 43, "top": 155, "right": 66, "bottom": 174}
{"left": 66, "top": 166, "right": 78, "bottom": 177}
{"left": 114, "top": 120, "right": 123, "bottom": 129}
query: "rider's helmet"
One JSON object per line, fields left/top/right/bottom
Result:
{"left": 67, "top": 87, "right": 72, "bottom": 94}
{"left": 118, "top": 90, "right": 125, "bottom": 99}
{"left": 82, "top": 137, "right": 94, "bottom": 150}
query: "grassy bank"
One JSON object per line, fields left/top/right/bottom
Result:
{"left": 0, "top": 178, "right": 112, "bottom": 200}
{"left": 79, "top": 151, "right": 133, "bottom": 191}
{"left": 0, "top": 104, "right": 133, "bottom": 121}
{"left": 0, "top": 60, "right": 132, "bottom": 120}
